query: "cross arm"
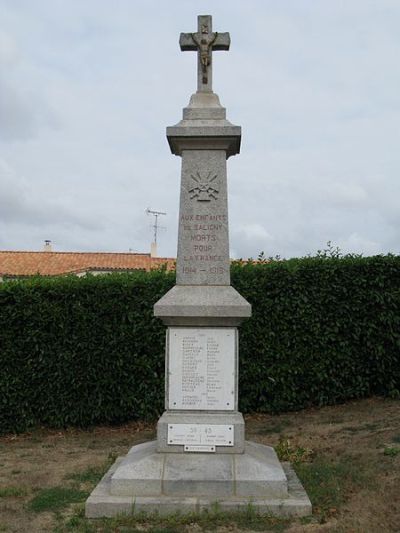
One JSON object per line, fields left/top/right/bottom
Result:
{"left": 212, "top": 32, "right": 230, "bottom": 51}
{"left": 179, "top": 33, "right": 197, "bottom": 51}
{"left": 179, "top": 31, "right": 230, "bottom": 52}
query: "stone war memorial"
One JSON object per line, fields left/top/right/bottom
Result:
{"left": 86, "top": 15, "right": 311, "bottom": 518}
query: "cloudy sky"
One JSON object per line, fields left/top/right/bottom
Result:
{"left": 1, "top": 0, "right": 399, "bottom": 259}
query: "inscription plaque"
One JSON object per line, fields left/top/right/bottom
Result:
{"left": 184, "top": 445, "right": 215, "bottom": 453}
{"left": 168, "top": 424, "right": 234, "bottom": 446}
{"left": 168, "top": 327, "right": 235, "bottom": 410}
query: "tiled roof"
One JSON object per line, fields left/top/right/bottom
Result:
{"left": 0, "top": 251, "right": 175, "bottom": 277}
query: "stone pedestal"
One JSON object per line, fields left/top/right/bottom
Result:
{"left": 86, "top": 15, "right": 311, "bottom": 519}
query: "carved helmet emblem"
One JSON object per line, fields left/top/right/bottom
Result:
{"left": 189, "top": 172, "right": 219, "bottom": 201}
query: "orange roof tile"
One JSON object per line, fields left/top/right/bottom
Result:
{"left": 0, "top": 251, "right": 175, "bottom": 277}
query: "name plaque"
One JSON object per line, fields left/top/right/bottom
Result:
{"left": 168, "top": 327, "right": 235, "bottom": 410}
{"left": 184, "top": 445, "right": 215, "bottom": 453}
{"left": 168, "top": 424, "right": 234, "bottom": 446}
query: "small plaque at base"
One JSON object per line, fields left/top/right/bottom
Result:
{"left": 184, "top": 445, "right": 216, "bottom": 453}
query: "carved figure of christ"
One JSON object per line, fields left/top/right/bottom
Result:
{"left": 179, "top": 15, "right": 230, "bottom": 93}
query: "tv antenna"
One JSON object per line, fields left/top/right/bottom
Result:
{"left": 146, "top": 208, "right": 166, "bottom": 245}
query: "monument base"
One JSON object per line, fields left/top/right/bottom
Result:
{"left": 85, "top": 440, "right": 311, "bottom": 518}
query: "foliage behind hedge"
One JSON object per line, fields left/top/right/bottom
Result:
{"left": 1, "top": 255, "right": 399, "bottom": 434}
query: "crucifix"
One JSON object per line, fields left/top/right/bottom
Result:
{"left": 179, "top": 15, "right": 230, "bottom": 93}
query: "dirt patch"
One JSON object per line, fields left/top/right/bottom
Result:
{"left": 0, "top": 398, "right": 399, "bottom": 532}
{"left": 246, "top": 397, "right": 400, "bottom": 532}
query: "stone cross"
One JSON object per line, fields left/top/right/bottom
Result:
{"left": 179, "top": 15, "right": 230, "bottom": 92}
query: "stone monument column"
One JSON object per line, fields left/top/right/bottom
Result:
{"left": 86, "top": 15, "right": 311, "bottom": 518}
{"left": 154, "top": 14, "right": 251, "bottom": 454}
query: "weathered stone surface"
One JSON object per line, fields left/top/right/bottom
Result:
{"left": 154, "top": 285, "right": 251, "bottom": 325}
{"left": 167, "top": 92, "right": 241, "bottom": 161}
{"left": 134, "top": 496, "right": 198, "bottom": 515}
{"left": 235, "top": 441, "right": 288, "bottom": 497}
{"left": 110, "top": 441, "right": 163, "bottom": 496}
{"left": 85, "top": 448, "right": 312, "bottom": 518}
{"left": 85, "top": 458, "right": 134, "bottom": 518}
{"left": 177, "top": 149, "right": 230, "bottom": 285}
{"left": 163, "top": 452, "right": 234, "bottom": 497}
{"left": 93, "top": 440, "right": 291, "bottom": 499}
{"left": 162, "top": 91, "right": 242, "bottom": 288}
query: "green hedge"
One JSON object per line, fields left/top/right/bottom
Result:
{"left": 1, "top": 255, "right": 399, "bottom": 434}
{"left": 0, "top": 271, "right": 173, "bottom": 434}
{"left": 232, "top": 255, "right": 400, "bottom": 413}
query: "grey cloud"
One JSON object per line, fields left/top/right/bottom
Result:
{"left": 0, "top": 77, "right": 36, "bottom": 141}
{"left": 0, "top": 159, "right": 99, "bottom": 231}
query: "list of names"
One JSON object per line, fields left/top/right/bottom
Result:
{"left": 168, "top": 328, "right": 235, "bottom": 410}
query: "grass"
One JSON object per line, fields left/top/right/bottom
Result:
{"left": 64, "top": 453, "right": 118, "bottom": 487}
{"left": 343, "top": 422, "right": 380, "bottom": 434}
{"left": 60, "top": 506, "right": 291, "bottom": 533}
{"left": 150, "top": 529, "right": 181, "bottom": 533}
{"left": 321, "top": 415, "right": 345, "bottom": 424}
{"left": 275, "top": 437, "right": 312, "bottom": 463}
{"left": 1, "top": 397, "right": 399, "bottom": 532}
{"left": 0, "top": 486, "right": 28, "bottom": 498}
{"left": 254, "top": 420, "right": 292, "bottom": 435}
{"left": 294, "top": 455, "right": 365, "bottom": 518}
{"left": 295, "top": 460, "right": 343, "bottom": 511}
{"left": 29, "top": 487, "right": 88, "bottom": 512}
{"left": 65, "top": 465, "right": 107, "bottom": 485}
{"left": 383, "top": 446, "right": 400, "bottom": 457}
